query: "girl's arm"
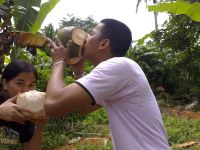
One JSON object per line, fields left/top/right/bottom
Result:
{"left": 22, "top": 120, "right": 46, "bottom": 150}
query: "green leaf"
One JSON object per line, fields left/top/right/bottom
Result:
{"left": 4, "top": 55, "right": 11, "bottom": 65}
{"left": 148, "top": 1, "right": 200, "bottom": 22}
{"left": 0, "top": 4, "right": 9, "bottom": 10}
{"left": 0, "top": 0, "right": 5, "bottom": 4}
{"left": 30, "top": 0, "right": 60, "bottom": 33}
{"left": 136, "top": 33, "right": 152, "bottom": 45}
{"left": 0, "top": 8, "right": 7, "bottom": 16}
{"left": 14, "top": 0, "right": 41, "bottom": 7}
{"left": 13, "top": 0, "right": 42, "bottom": 31}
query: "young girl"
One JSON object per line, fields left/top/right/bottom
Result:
{"left": 0, "top": 60, "right": 45, "bottom": 150}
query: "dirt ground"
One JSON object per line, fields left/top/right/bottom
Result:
{"left": 51, "top": 137, "right": 111, "bottom": 150}
{"left": 161, "top": 107, "right": 200, "bottom": 119}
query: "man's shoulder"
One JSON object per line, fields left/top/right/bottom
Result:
{"left": 98, "top": 57, "right": 133, "bottom": 68}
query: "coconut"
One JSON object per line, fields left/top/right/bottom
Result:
{"left": 17, "top": 90, "right": 46, "bottom": 119}
{"left": 56, "top": 26, "right": 88, "bottom": 64}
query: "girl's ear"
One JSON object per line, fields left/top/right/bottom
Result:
{"left": 2, "top": 79, "right": 7, "bottom": 90}
{"left": 99, "top": 39, "right": 110, "bottom": 49}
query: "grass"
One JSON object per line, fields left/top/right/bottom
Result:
{"left": 43, "top": 107, "right": 200, "bottom": 150}
{"left": 163, "top": 113, "right": 200, "bottom": 149}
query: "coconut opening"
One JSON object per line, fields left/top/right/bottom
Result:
{"left": 71, "top": 27, "right": 88, "bottom": 46}
{"left": 56, "top": 26, "right": 88, "bottom": 64}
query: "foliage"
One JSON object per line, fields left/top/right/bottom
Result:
{"left": 43, "top": 108, "right": 200, "bottom": 150}
{"left": 43, "top": 112, "right": 85, "bottom": 149}
{"left": 0, "top": 0, "right": 14, "bottom": 73}
{"left": 163, "top": 114, "right": 200, "bottom": 149}
{"left": 40, "top": 23, "right": 55, "bottom": 40}
{"left": 13, "top": 0, "right": 41, "bottom": 31}
{"left": 13, "top": 0, "right": 60, "bottom": 32}
{"left": 75, "top": 140, "right": 112, "bottom": 150}
{"left": 82, "top": 108, "right": 108, "bottom": 125}
{"left": 148, "top": 1, "right": 200, "bottom": 22}
{"left": 131, "top": 7, "right": 200, "bottom": 98}
{"left": 33, "top": 49, "right": 52, "bottom": 91}
{"left": 0, "top": 0, "right": 60, "bottom": 76}
{"left": 164, "top": 17, "right": 199, "bottom": 95}
{"left": 42, "top": 108, "right": 109, "bottom": 150}
{"left": 143, "top": 0, "right": 200, "bottom": 97}
{"left": 30, "top": 0, "right": 60, "bottom": 33}
{"left": 58, "top": 14, "right": 98, "bottom": 32}
{"left": 2, "top": 1, "right": 200, "bottom": 149}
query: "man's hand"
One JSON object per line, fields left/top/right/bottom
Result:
{"left": 71, "top": 58, "right": 85, "bottom": 79}
{"left": 50, "top": 38, "right": 72, "bottom": 64}
{"left": 0, "top": 95, "right": 34, "bottom": 124}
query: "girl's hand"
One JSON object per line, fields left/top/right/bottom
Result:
{"left": 0, "top": 95, "right": 34, "bottom": 124}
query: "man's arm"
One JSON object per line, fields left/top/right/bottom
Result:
{"left": 45, "top": 39, "right": 100, "bottom": 117}
{"left": 44, "top": 60, "right": 99, "bottom": 117}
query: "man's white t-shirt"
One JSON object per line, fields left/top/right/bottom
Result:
{"left": 77, "top": 57, "right": 170, "bottom": 150}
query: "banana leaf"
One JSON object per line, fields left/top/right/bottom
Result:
{"left": 9, "top": 31, "right": 51, "bottom": 48}
{"left": 148, "top": 1, "right": 200, "bottom": 22}
{"left": 13, "top": 0, "right": 60, "bottom": 32}
{"left": 13, "top": 0, "right": 41, "bottom": 31}
{"left": 30, "top": 0, "right": 60, "bottom": 33}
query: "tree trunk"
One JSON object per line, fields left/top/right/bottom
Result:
{"left": 154, "top": 12, "right": 158, "bottom": 30}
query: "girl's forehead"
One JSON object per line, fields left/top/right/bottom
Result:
{"left": 13, "top": 72, "right": 36, "bottom": 80}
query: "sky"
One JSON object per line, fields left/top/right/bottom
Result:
{"left": 42, "top": 0, "right": 168, "bottom": 41}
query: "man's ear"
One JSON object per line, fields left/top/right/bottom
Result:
{"left": 99, "top": 39, "right": 110, "bottom": 49}
{"left": 2, "top": 79, "right": 7, "bottom": 90}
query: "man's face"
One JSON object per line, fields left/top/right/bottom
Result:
{"left": 82, "top": 23, "right": 104, "bottom": 60}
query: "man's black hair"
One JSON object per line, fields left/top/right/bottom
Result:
{"left": 100, "top": 18, "right": 132, "bottom": 56}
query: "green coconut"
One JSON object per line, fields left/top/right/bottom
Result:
{"left": 56, "top": 26, "right": 88, "bottom": 64}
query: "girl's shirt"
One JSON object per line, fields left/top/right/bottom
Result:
{"left": 0, "top": 120, "right": 35, "bottom": 150}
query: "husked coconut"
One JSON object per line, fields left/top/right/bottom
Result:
{"left": 17, "top": 90, "right": 46, "bottom": 119}
{"left": 56, "top": 26, "right": 88, "bottom": 64}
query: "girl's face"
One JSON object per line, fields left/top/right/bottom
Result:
{"left": 3, "top": 72, "right": 37, "bottom": 98}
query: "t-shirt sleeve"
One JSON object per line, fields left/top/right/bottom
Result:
{"left": 76, "top": 59, "right": 129, "bottom": 106}
{"left": 19, "top": 121, "right": 35, "bottom": 143}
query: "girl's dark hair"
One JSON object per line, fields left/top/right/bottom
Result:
{"left": 2, "top": 60, "right": 38, "bottom": 82}
{"left": 0, "top": 60, "right": 38, "bottom": 103}
{"left": 100, "top": 18, "right": 132, "bottom": 57}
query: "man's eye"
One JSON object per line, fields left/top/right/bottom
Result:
{"left": 89, "top": 31, "right": 94, "bottom": 36}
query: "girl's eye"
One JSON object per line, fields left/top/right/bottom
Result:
{"left": 16, "top": 81, "right": 24, "bottom": 87}
{"left": 29, "top": 83, "right": 36, "bottom": 89}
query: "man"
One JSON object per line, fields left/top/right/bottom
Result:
{"left": 45, "top": 18, "right": 171, "bottom": 150}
